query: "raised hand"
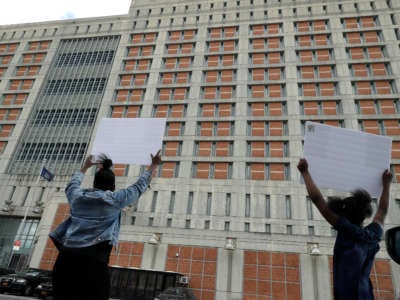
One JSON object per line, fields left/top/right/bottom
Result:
{"left": 148, "top": 150, "right": 162, "bottom": 171}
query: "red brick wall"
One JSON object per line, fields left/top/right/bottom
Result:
{"left": 39, "top": 203, "right": 70, "bottom": 270}
{"left": 243, "top": 251, "right": 301, "bottom": 300}
{"left": 165, "top": 245, "right": 217, "bottom": 300}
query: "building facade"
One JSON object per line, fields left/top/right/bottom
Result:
{"left": 0, "top": 0, "right": 399, "bottom": 299}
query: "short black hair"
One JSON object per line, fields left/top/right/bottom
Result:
{"left": 328, "top": 189, "right": 373, "bottom": 225}
{"left": 93, "top": 159, "right": 115, "bottom": 191}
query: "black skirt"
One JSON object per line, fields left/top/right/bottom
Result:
{"left": 52, "top": 241, "right": 112, "bottom": 300}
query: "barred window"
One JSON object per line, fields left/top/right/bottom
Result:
{"left": 56, "top": 50, "right": 114, "bottom": 66}
{"left": 44, "top": 78, "right": 106, "bottom": 95}
{"left": 17, "top": 142, "right": 87, "bottom": 161}
{"left": 32, "top": 108, "right": 97, "bottom": 126}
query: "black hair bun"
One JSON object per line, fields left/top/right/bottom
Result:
{"left": 102, "top": 158, "right": 113, "bottom": 170}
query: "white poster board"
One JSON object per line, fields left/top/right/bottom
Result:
{"left": 303, "top": 121, "right": 392, "bottom": 197}
{"left": 91, "top": 118, "right": 166, "bottom": 165}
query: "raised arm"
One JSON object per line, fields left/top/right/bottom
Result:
{"left": 297, "top": 158, "right": 339, "bottom": 227}
{"left": 112, "top": 150, "right": 162, "bottom": 208}
{"left": 373, "top": 169, "right": 392, "bottom": 225}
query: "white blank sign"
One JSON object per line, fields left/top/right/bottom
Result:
{"left": 303, "top": 121, "right": 392, "bottom": 197}
{"left": 91, "top": 118, "right": 166, "bottom": 165}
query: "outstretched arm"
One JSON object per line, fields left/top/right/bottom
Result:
{"left": 297, "top": 158, "right": 339, "bottom": 227}
{"left": 112, "top": 150, "right": 162, "bottom": 208}
{"left": 373, "top": 169, "right": 392, "bottom": 226}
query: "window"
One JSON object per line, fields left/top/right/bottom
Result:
{"left": 158, "top": 161, "right": 180, "bottom": 178}
{"left": 285, "top": 195, "right": 292, "bottom": 219}
{"left": 187, "top": 192, "right": 193, "bottom": 214}
{"left": 286, "top": 225, "right": 292, "bottom": 234}
{"left": 306, "top": 196, "right": 313, "bottom": 219}
{"left": 194, "top": 141, "right": 234, "bottom": 157}
{"left": 33, "top": 108, "right": 97, "bottom": 126}
{"left": 265, "top": 224, "right": 271, "bottom": 234}
{"left": 162, "top": 140, "right": 183, "bottom": 156}
{"left": 265, "top": 195, "right": 271, "bottom": 218}
{"left": 148, "top": 217, "right": 154, "bottom": 226}
{"left": 131, "top": 216, "right": 136, "bottom": 225}
{"left": 204, "top": 220, "right": 210, "bottom": 229}
{"left": 168, "top": 191, "right": 175, "bottom": 213}
{"left": 308, "top": 226, "right": 315, "bottom": 235}
{"left": 225, "top": 193, "right": 231, "bottom": 216}
{"left": 44, "top": 78, "right": 106, "bottom": 95}
{"left": 206, "top": 192, "right": 212, "bottom": 215}
{"left": 191, "top": 162, "right": 233, "bottom": 179}
{"left": 56, "top": 51, "right": 114, "bottom": 66}
{"left": 150, "top": 191, "right": 158, "bottom": 213}
{"left": 247, "top": 120, "right": 288, "bottom": 136}
{"left": 224, "top": 221, "right": 230, "bottom": 231}
{"left": 167, "top": 218, "right": 172, "bottom": 227}
{"left": 248, "top": 84, "right": 286, "bottom": 98}
{"left": 245, "top": 222, "right": 250, "bottom": 232}
{"left": 185, "top": 219, "right": 191, "bottom": 229}
{"left": 17, "top": 142, "right": 87, "bottom": 161}
{"left": 245, "top": 194, "right": 251, "bottom": 217}
{"left": 246, "top": 163, "right": 290, "bottom": 180}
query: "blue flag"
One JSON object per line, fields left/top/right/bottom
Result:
{"left": 40, "top": 167, "right": 55, "bottom": 181}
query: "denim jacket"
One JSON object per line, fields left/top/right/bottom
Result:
{"left": 49, "top": 170, "right": 152, "bottom": 248}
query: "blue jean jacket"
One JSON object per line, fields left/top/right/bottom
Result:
{"left": 49, "top": 170, "right": 152, "bottom": 248}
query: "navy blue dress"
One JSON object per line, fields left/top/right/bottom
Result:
{"left": 333, "top": 217, "right": 383, "bottom": 300}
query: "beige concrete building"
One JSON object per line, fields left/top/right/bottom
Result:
{"left": 0, "top": 0, "right": 399, "bottom": 299}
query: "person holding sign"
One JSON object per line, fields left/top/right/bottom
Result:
{"left": 297, "top": 158, "right": 392, "bottom": 300}
{"left": 50, "top": 151, "right": 161, "bottom": 300}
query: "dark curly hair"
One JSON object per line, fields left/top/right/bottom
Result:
{"left": 328, "top": 189, "right": 373, "bottom": 225}
{"left": 93, "top": 158, "right": 115, "bottom": 191}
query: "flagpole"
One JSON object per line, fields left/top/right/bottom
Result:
{"left": 10, "top": 160, "right": 47, "bottom": 269}
{"left": 15, "top": 160, "right": 46, "bottom": 241}
{"left": 22, "top": 159, "right": 46, "bottom": 227}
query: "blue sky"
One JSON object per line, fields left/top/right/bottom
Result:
{"left": 0, "top": 0, "right": 131, "bottom": 25}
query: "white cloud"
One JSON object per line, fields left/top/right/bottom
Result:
{"left": 0, "top": 0, "right": 131, "bottom": 25}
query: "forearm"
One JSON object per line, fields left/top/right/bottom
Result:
{"left": 301, "top": 171, "right": 324, "bottom": 203}
{"left": 375, "top": 185, "right": 390, "bottom": 223}
{"left": 301, "top": 170, "right": 338, "bottom": 226}
{"left": 113, "top": 170, "right": 152, "bottom": 207}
